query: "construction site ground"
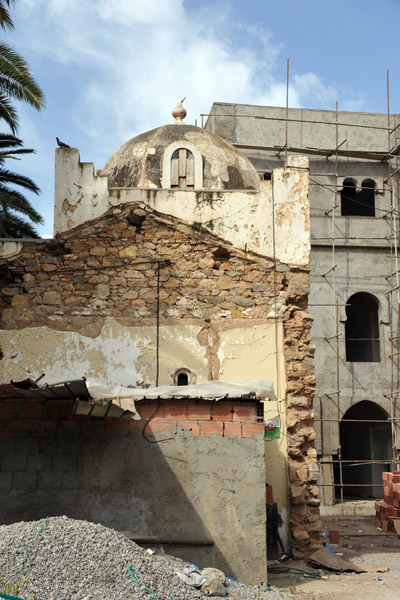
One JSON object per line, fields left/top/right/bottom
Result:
{"left": 268, "top": 514, "right": 400, "bottom": 599}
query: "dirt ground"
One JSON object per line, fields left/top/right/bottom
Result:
{"left": 267, "top": 515, "right": 400, "bottom": 599}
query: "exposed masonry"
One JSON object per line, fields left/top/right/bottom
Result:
{"left": 0, "top": 201, "right": 320, "bottom": 551}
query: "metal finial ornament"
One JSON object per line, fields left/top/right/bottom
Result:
{"left": 172, "top": 97, "right": 187, "bottom": 124}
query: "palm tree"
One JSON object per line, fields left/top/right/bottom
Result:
{"left": 0, "top": 133, "right": 43, "bottom": 237}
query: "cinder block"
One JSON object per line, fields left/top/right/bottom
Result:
{"left": 232, "top": 404, "right": 257, "bottom": 422}
{"left": 52, "top": 454, "right": 77, "bottom": 470}
{"left": 62, "top": 471, "right": 79, "bottom": 489}
{"left": 26, "top": 453, "right": 52, "bottom": 471}
{"left": 12, "top": 471, "right": 37, "bottom": 491}
{"left": 0, "top": 404, "right": 17, "bottom": 419}
{"left": 164, "top": 405, "right": 188, "bottom": 420}
{"left": 38, "top": 471, "right": 63, "bottom": 489}
{"left": 1, "top": 452, "right": 27, "bottom": 471}
{"left": 18, "top": 403, "right": 43, "bottom": 419}
{"left": 137, "top": 404, "right": 163, "bottom": 420}
{"left": 14, "top": 437, "right": 39, "bottom": 456}
{"left": 80, "top": 421, "right": 106, "bottom": 439}
{"left": 178, "top": 421, "right": 200, "bottom": 436}
{"left": 212, "top": 405, "right": 234, "bottom": 421}
{"left": 223, "top": 422, "right": 241, "bottom": 437}
{"left": 200, "top": 422, "right": 223, "bottom": 437}
{"left": 0, "top": 472, "right": 12, "bottom": 490}
{"left": 241, "top": 423, "right": 265, "bottom": 437}
{"left": 0, "top": 438, "right": 14, "bottom": 459}
{"left": 187, "top": 405, "right": 210, "bottom": 421}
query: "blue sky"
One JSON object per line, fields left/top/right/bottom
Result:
{"left": 3, "top": 0, "right": 400, "bottom": 237}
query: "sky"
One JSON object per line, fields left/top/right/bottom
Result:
{"left": 3, "top": 0, "right": 400, "bottom": 237}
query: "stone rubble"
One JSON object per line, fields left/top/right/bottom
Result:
{"left": 0, "top": 516, "right": 306, "bottom": 600}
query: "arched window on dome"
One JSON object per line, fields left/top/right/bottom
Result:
{"left": 170, "top": 148, "right": 195, "bottom": 189}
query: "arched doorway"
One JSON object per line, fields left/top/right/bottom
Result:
{"left": 335, "top": 401, "right": 392, "bottom": 499}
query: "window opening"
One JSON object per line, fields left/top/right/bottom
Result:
{"left": 177, "top": 372, "right": 189, "bottom": 386}
{"left": 171, "top": 148, "right": 195, "bottom": 189}
{"left": 341, "top": 177, "right": 376, "bottom": 217}
{"left": 345, "top": 292, "right": 380, "bottom": 362}
{"left": 334, "top": 401, "right": 391, "bottom": 499}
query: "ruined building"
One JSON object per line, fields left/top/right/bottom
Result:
{"left": 206, "top": 103, "right": 400, "bottom": 509}
{"left": 0, "top": 104, "right": 320, "bottom": 580}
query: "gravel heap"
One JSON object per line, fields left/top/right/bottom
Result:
{"left": 0, "top": 516, "right": 300, "bottom": 600}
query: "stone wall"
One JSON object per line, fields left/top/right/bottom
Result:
{"left": 0, "top": 394, "right": 266, "bottom": 584}
{"left": 0, "top": 200, "right": 320, "bottom": 553}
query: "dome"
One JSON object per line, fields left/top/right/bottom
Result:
{"left": 101, "top": 124, "right": 259, "bottom": 191}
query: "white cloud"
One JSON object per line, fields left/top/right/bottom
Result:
{"left": 5, "top": 0, "right": 363, "bottom": 236}
{"left": 13, "top": 0, "right": 346, "bottom": 148}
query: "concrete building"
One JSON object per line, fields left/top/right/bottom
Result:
{"left": 206, "top": 103, "right": 400, "bottom": 508}
{"left": 0, "top": 104, "right": 320, "bottom": 578}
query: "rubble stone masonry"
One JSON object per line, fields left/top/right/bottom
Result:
{"left": 0, "top": 201, "right": 320, "bottom": 552}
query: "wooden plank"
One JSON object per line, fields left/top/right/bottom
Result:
{"left": 179, "top": 176, "right": 186, "bottom": 189}
{"left": 178, "top": 149, "right": 187, "bottom": 177}
{"left": 186, "top": 158, "right": 194, "bottom": 186}
{"left": 171, "top": 158, "right": 179, "bottom": 186}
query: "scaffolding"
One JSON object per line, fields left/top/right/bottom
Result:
{"left": 200, "top": 66, "right": 400, "bottom": 508}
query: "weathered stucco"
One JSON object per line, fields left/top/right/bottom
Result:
{"left": 54, "top": 149, "right": 310, "bottom": 266}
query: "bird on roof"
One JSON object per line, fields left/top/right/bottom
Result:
{"left": 56, "top": 137, "right": 70, "bottom": 148}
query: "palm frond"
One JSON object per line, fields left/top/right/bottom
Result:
{"left": 0, "top": 186, "right": 43, "bottom": 223}
{"left": 0, "top": 41, "right": 45, "bottom": 111}
{"left": 0, "top": 209, "right": 40, "bottom": 238}
{"left": 0, "top": 0, "right": 15, "bottom": 31}
{"left": 0, "top": 166, "right": 40, "bottom": 193}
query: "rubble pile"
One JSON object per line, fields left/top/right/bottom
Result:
{"left": 0, "top": 516, "right": 296, "bottom": 600}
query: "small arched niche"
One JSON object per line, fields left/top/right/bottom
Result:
{"left": 171, "top": 367, "right": 197, "bottom": 386}
{"left": 345, "top": 292, "right": 380, "bottom": 362}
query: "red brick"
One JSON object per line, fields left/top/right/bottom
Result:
{"left": 137, "top": 404, "right": 163, "bottom": 420}
{"left": 0, "top": 422, "right": 6, "bottom": 437}
{"left": 164, "top": 404, "right": 188, "bottom": 420}
{"left": 223, "top": 422, "right": 241, "bottom": 437}
{"left": 18, "top": 403, "right": 42, "bottom": 419}
{"left": 232, "top": 405, "right": 257, "bottom": 422}
{"left": 200, "top": 422, "right": 223, "bottom": 437}
{"left": 105, "top": 421, "right": 131, "bottom": 435}
{"left": 43, "top": 400, "right": 73, "bottom": 420}
{"left": 145, "top": 421, "right": 175, "bottom": 434}
{"left": 0, "top": 403, "right": 16, "bottom": 419}
{"left": 212, "top": 405, "right": 233, "bottom": 421}
{"left": 178, "top": 421, "right": 200, "bottom": 436}
{"left": 241, "top": 423, "right": 264, "bottom": 437}
{"left": 6, "top": 421, "right": 33, "bottom": 436}
{"left": 188, "top": 405, "right": 210, "bottom": 420}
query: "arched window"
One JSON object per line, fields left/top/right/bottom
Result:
{"left": 340, "top": 178, "right": 357, "bottom": 216}
{"left": 171, "top": 367, "right": 196, "bottom": 386}
{"left": 177, "top": 372, "right": 189, "bottom": 386}
{"left": 345, "top": 292, "right": 380, "bottom": 362}
{"left": 341, "top": 177, "right": 376, "bottom": 217}
{"left": 357, "top": 179, "right": 376, "bottom": 217}
{"left": 171, "top": 148, "right": 195, "bottom": 189}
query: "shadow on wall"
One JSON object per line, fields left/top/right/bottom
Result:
{"left": 0, "top": 418, "right": 266, "bottom": 582}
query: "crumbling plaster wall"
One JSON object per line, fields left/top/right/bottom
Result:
{"left": 0, "top": 202, "right": 320, "bottom": 551}
{"left": 54, "top": 149, "right": 310, "bottom": 267}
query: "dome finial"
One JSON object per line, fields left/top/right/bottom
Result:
{"left": 172, "top": 97, "right": 187, "bottom": 124}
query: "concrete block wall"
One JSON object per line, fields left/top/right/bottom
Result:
{"left": 0, "top": 396, "right": 266, "bottom": 583}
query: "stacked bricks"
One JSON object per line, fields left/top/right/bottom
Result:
{"left": 375, "top": 471, "right": 400, "bottom": 532}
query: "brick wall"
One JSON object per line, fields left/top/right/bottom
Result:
{"left": 0, "top": 395, "right": 266, "bottom": 582}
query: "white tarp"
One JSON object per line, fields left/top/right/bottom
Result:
{"left": 85, "top": 379, "right": 275, "bottom": 401}
{"left": 74, "top": 379, "right": 275, "bottom": 420}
